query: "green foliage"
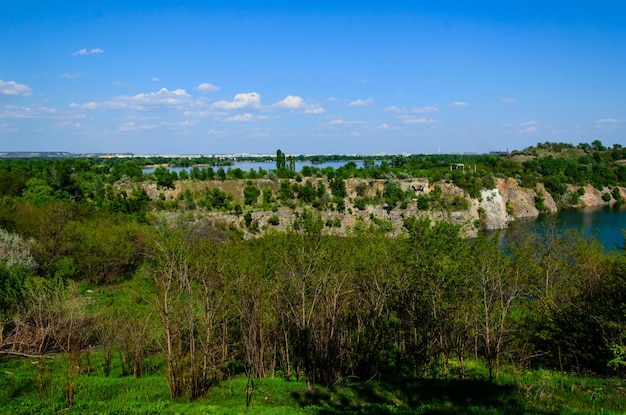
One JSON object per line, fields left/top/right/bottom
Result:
{"left": 153, "top": 167, "right": 175, "bottom": 189}
{"left": 262, "top": 188, "right": 274, "bottom": 205}
{"left": 535, "top": 191, "right": 548, "bottom": 212}
{"left": 353, "top": 197, "right": 367, "bottom": 210}
{"left": 294, "top": 180, "right": 316, "bottom": 203}
{"left": 275, "top": 149, "right": 286, "bottom": 170}
{"left": 416, "top": 194, "right": 429, "bottom": 210}
{"left": 267, "top": 215, "right": 280, "bottom": 225}
{"left": 243, "top": 180, "right": 261, "bottom": 205}
{"left": 278, "top": 180, "right": 294, "bottom": 202}
{"left": 355, "top": 181, "right": 368, "bottom": 197}
{"left": 506, "top": 200, "right": 514, "bottom": 215}
{"left": 383, "top": 180, "right": 404, "bottom": 209}
{"left": 199, "top": 187, "right": 232, "bottom": 210}
{"left": 329, "top": 177, "right": 346, "bottom": 199}
{"left": 325, "top": 217, "right": 341, "bottom": 228}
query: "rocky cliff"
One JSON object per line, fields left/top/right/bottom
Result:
{"left": 138, "top": 177, "right": 622, "bottom": 238}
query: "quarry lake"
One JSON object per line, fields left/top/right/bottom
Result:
{"left": 142, "top": 163, "right": 626, "bottom": 252}
{"left": 504, "top": 204, "right": 626, "bottom": 252}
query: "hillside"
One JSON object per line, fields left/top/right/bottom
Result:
{"left": 132, "top": 175, "right": 622, "bottom": 238}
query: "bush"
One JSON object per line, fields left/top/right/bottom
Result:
{"left": 353, "top": 198, "right": 367, "bottom": 210}
{"left": 535, "top": 191, "right": 548, "bottom": 212}
{"left": 268, "top": 215, "right": 280, "bottom": 225}
{"left": 416, "top": 194, "right": 429, "bottom": 210}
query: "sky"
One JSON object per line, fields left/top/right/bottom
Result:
{"left": 1, "top": 1, "right": 625, "bottom": 155}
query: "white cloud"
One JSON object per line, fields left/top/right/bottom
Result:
{"left": 274, "top": 95, "right": 304, "bottom": 109}
{"left": 413, "top": 105, "right": 439, "bottom": 113}
{"left": 72, "top": 48, "right": 103, "bottom": 56}
{"left": 518, "top": 120, "right": 538, "bottom": 127}
{"left": 273, "top": 95, "right": 325, "bottom": 114}
{"left": 518, "top": 121, "right": 538, "bottom": 134}
{"left": 118, "top": 122, "right": 158, "bottom": 132}
{"left": 151, "top": 77, "right": 160, "bottom": 82}
{"left": 384, "top": 106, "right": 407, "bottom": 113}
{"left": 223, "top": 113, "right": 268, "bottom": 122}
{"left": 0, "top": 80, "right": 32, "bottom": 96}
{"left": 324, "top": 118, "right": 366, "bottom": 129}
{"left": 1, "top": 122, "right": 18, "bottom": 132}
{"left": 356, "top": 79, "right": 368, "bottom": 84}
{"left": 0, "top": 105, "right": 57, "bottom": 119}
{"left": 519, "top": 126, "right": 537, "bottom": 135}
{"left": 74, "top": 88, "right": 195, "bottom": 111}
{"left": 501, "top": 98, "right": 518, "bottom": 103}
{"left": 196, "top": 83, "right": 220, "bottom": 93}
{"left": 206, "top": 128, "right": 227, "bottom": 136}
{"left": 377, "top": 123, "right": 389, "bottom": 129}
{"left": 447, "top": 101, "right": 469, "bottom": 108}
{"left": 304, "top": 106, "right": 325, "bottom": 114}
{"left": 596, "top": 118, "right": 618, "bottom": 124}
{"left": 212, "top": 92, "right": 261, "bottom": 110}
{"left": 349, "top": 98, "right": 374, "bottom": 107}
{"left": 61, "top": 73, "right": 81, "bottom": 80}
{"left": 183, "top": 110, "right": 223, "bottom": 118}
{"left": 58, "top": 121, "right": 82, "bottom": 129}
{"left": 111, "top": 81, "right": 123, "bottom": 86}
{"left": 402, "top": 117, "right": 439, "bottom": 124}
{"left": 326, "top": 97, "right": 339, "bottom": 102}
{"left": 595, "top": 118, "right": 619, "bottom": 129}
{"left": 161, "top": 120, "right": 198, "bottom": 128}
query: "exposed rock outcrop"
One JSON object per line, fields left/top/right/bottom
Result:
{"left": 135, "top": 176, "right": 624, "bottom": 238}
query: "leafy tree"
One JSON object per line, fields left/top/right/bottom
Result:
{"left": 153, "top": 167, "right": 175, "bottom": 189}
{"left": 276, "top": 149, "right": 286, "bottom": 170}
{"left": 243, "top": 181, "right": 260, "bottom": 206}
{"left": 329, "top": 177, "right": 346, "bottom": 199}
{"left": 278, "top": 180, "right": 294, "bottom": 202}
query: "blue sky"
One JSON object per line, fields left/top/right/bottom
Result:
{"left": 1, "top": 1, "right": 625, "bottom": 155}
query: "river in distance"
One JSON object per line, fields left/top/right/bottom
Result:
{"left": 142, "top": 160, "right": 363, "bottom": 174}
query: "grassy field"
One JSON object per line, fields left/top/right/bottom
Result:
{"left": 1, "top": 354, "right": 625, "bottom": 414}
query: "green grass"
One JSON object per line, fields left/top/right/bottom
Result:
{"left": 1, "top": 354, "right": 626, "bottom": 414}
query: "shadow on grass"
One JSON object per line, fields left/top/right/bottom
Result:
{"left": 292, "top": 377, "right": 552, "bottom": 415}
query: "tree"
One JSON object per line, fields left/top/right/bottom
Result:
{"left": 592, "top": 140, "right": 606, "bottom": 151}
{"left": 243, "top": 181, "right": 261, "bottom": 206}
{"left": 153, "top": 167, "right": 175, "bottom": 189}
{"left": 398, "top": 218, "right": 471, "bottom": 377}
{"left": 276, "top": 149, "right": 286, "bottom": 170}
{"left": 471, "top": 234, "right": 518, "bottom": 382}
{"left": 151, "top": 223, "right": 236, "bottom": 399}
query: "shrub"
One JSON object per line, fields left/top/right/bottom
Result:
{"left": 268, "top": 215, "right": 280, "bottom": 225}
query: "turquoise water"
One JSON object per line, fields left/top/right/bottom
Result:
{"left": 506, "top": 205, "right": 626, "bottom": 252}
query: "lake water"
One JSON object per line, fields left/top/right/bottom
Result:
{"left": 142, "top": 160, "right": 364, "bottom": 174}
{"left": 505, "top": 205, "right": 626, "bottom": 252}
